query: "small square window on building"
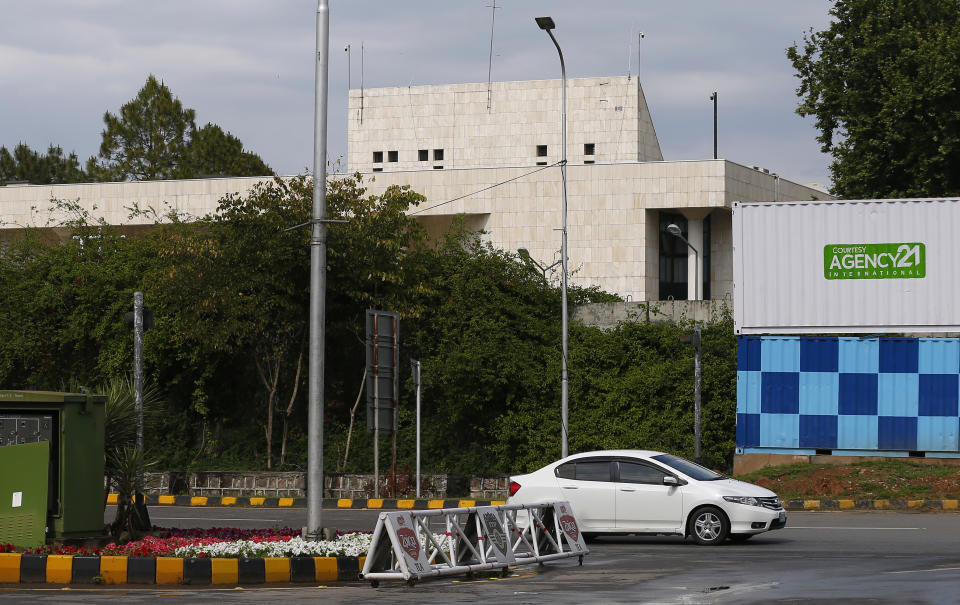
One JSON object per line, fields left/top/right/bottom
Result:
{"left": 372, "top": 151, "right": 383, "bottom": 163}
{"left": 433, "top": 165, "right": 444, "bottom": 170}
{"left": 584, "top": 143, "right": 595, "bottom": 164}
{"left": 372, "top": 167, "right": 383, "bottom": 172}
{"left": 388, "top": 150, "right": 398, "bottom": 163}
{"left": 536, "top": 144, "right": 548, "bottom": 165}
{"left": 433, "top": 148, "right": 444, "bottom": 161}
{"left": 418, "top": 149, "right": 429, "bottom": 161}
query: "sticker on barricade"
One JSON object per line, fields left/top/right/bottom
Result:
{"left": 476, "top": 506, "right": 516, "bottom": 565}
{"left": 385, "top": 511, "right": 432, "bottom": 577}
{"left": 555, "top": 501, "right": 588, "bottom": 554}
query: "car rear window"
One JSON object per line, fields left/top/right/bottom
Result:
{"left": 554, "top": 460, "right": 611, "bottom": 482}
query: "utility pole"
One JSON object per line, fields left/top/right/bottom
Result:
{"left": 133, "top": 291, "right": 144, "bottom": 455}
{"left": 694, "top": 324, "right": 702, "bottom": 463}
{"left": 307, "top": 0, "right": 330, "bottom": 540}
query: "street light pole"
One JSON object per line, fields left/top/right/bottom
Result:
{"left": 307, "top": 0, "right": 330, "bottom": 539}
{"left": 536, "top": 16, "right": 570, "bottom": 459}
{"left": 710, "top": 92, "right": 717, "bottom": 159}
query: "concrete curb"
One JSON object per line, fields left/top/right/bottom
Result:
{"left": 106, "top": 494, "right": 506, "bottom": 509}
{"left": 785, "top": 499, "right": 960, "bottom": 511}
{"left": 0, "top": 553, "right": 364, "bottom": 585}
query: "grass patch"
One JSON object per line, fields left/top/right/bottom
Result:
{"left": 734, "top": 459, "right": 960, "bottom": 501}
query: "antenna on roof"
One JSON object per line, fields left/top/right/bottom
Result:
{"left": 360, "top": 41, "right": 365, "bottom": 124}
{"left": 486, "top": 0, "right": 500, "bottom": 112}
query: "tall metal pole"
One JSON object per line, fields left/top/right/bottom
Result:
{"left": 412, "top": 359, "right": 421, "bottom": 499}
{"left": 711, "top": 92, "right": 718, "bottom": 159}
{"left": 637, "top": 32, "right": 644, "bottom": 162}
{"left": 133, "top": 291, "right": 144, "bottom": 454}
{"left": 537, "top": 17, "right": 569, "bottom": 459}
{"left": 307, "top": 0, "right": 330, "bottom": 539}
{"left": 345, "top": 43, "right": 351, "bottom": 91}
{"left": 694, "top": 324, "right": 702, "bottom": 463}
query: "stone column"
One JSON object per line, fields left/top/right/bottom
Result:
{"left": 682, "top": 210, "right": 711, "bottom": 301}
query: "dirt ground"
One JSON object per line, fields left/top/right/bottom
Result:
{"left": 745, "top": 463, "right": 960, "bottom": 500}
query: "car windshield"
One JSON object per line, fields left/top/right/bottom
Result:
{"left": 651, "top": 454, "right": 725, "bottom": 481}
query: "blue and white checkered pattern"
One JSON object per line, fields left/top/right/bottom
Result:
{"left": 737, "top": 336, "right": 960, "bottom": 453}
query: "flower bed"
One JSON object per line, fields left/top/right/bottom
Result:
{"left": 0, "top": 527, "right": 371, "bottom": 558}
{"left": 173, "top": 533, "right": 372, "bottom": 558}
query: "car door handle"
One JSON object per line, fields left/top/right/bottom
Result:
{"left": 562, "top": 486, "right": 578, "bottom": 490}
{"left": 620, "top": 488, "right": 636, "bottom": 492}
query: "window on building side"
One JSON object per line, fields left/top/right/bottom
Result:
{"left": 433, "top": 149, "right": 444, "bottom": 161}
{"left": 373, "top": 167, "right": 383, "bottom": 172}
{"left": 536, "top": 144, "right": 548, "bottom": 165}
{"left": 388, "top": 150, "right": 398, "bottom": 163}
{"left": 433, "top": 165, "right": 444, "bottom": 170}
{"left": 372, "top": 151, "right": 383, "bottom": 163}
{"left": 584, "top": 143, "right": 595, "bottom": 164}
{"left": 418, "top": 149, "right": 428, "bottom": 161}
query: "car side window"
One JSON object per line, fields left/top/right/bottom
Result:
{"left": 555, "top": 462, "right": 575, "bottom": 479}
{"left": 574, "top": 460, "right": 612, "bottom": 482}
{"left": 618, "top": 461, "right": 668, "bottom": 485}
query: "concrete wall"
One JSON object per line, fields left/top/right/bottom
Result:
{"left": 347, "top": 76, "right": 662, "bottom": 173}
{"left": 572, "top": 299, "right": 733, "bottom": 331}
{"left": 138, "top": 471, "right": 510, "bottom": 499}
{"left": 0, "top": 176, "right": 271, "bottom": 231}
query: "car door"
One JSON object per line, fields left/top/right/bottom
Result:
{"left": 614, "top": 459, "right": 684, "bottom": 532}
{"left": 554, "top": 457, "right": 616, "bottom": 530}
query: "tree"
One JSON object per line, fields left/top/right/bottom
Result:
{"left": 788, "top": 0, "right": 960, "bottom": 198}
{"left": 91, "top": 75, "right": 272, "bottom": 182}
{"left": 0, "top": 143, "right": 88, "bottom": 185}
{"left": 187, "top": 123, "right": 272, "bottom": 177}
{"left": 93, "top": 75, "right": 197, "bottom": 181}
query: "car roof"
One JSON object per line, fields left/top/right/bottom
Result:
{"left": 562, "top": 449, "right": 667, "bottom": 460}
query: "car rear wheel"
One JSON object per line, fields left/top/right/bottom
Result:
{"left": 689, "top": 506, "right": 729, "bottom": 545}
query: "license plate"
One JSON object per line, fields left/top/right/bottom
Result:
{"left": 778, "top": 511, "right": 786, "bottom": 522}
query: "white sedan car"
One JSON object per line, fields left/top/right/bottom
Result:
{"left": 507, "top": 450, "right": 786, "bottom": 545}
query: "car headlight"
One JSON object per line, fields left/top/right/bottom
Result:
{"left": 723, "top": 496, "right": 760, "bottom": 506}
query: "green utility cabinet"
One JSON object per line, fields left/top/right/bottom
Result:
{"left": 0, "top": 391, "right": 105, "bottom": 547}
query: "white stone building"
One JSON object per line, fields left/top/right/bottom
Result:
{"left": 0, "top": 75, "right": 828, "bottom": 303}
{"left": 346, "top": 76, "right": 828, "bottom": 302}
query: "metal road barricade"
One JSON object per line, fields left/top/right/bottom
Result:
{"left": 360, "top": 501, "right": 589, "bottom": 587}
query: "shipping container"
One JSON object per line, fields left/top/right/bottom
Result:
{"left": 732, "top": 198, "right": 960, "bottom": 334}
{"left": 736, "top": 336, "right": 960, "bottom": 457}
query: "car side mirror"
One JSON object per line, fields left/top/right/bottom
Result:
{"left": 663, "top": 476, "right": 679, "bottom": 486}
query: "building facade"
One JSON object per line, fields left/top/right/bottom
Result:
{"left": 346, "top": 76, "right": 828, "bottom": 302}
{"left": 0, "top": 75, "right": 829, "bottom": 303}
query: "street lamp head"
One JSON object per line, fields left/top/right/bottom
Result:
{"left": 535, "top": 16, "right": 556, "bottom": 30}
{"left": 517, "top": 247, "right": 531, "bottom": 258}
{"left": 666, "top": 223, "right": 683, "bottom": 238}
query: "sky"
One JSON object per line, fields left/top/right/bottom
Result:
{"left": 1, "top": 1, "right": 835, "bottom": 188}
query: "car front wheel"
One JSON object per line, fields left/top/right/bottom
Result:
{"left": 689, "top": 506, "right": 729, "bottom": 545}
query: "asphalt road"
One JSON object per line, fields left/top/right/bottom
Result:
{"left": 4, "top": 509, "right": 958, "bottom": 603}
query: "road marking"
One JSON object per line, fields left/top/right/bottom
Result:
{"left": 151, "top": 516, "right": 283, "bottom": 521}
{"left": 784, "top": 526, "right": 924, "bottom": 530}
{"left": 885, "top": 566, "right": 960, "bottom": 575}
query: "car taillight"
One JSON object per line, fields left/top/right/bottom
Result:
{"left": 508, "top": 480, "right": 521, "bottom": 497}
